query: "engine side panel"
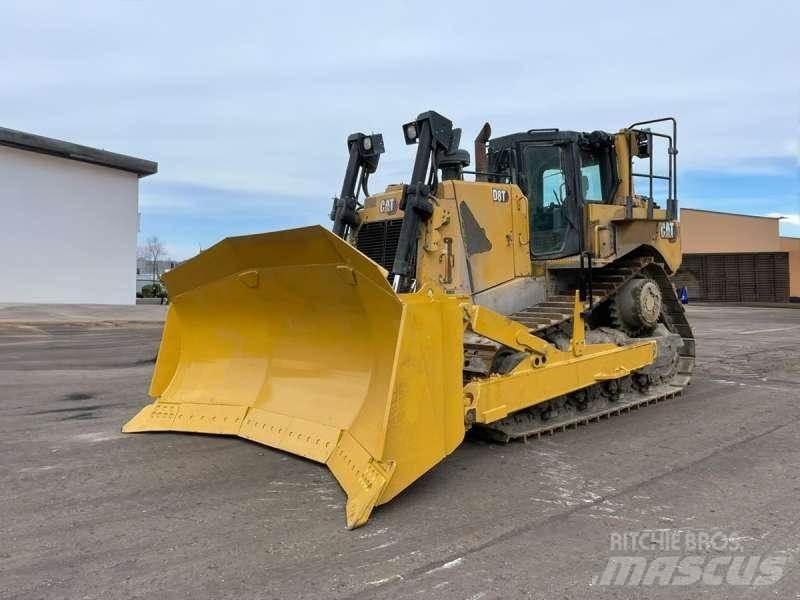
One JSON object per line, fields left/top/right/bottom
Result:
{"left": 415, "top": 181, "right": 531, "bottom": 298}
{"left": 585, "top": 203, "right": 682, "bottom": 273}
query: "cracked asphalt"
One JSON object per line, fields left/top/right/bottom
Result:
{"left": 1, "top": 305, "right": 799, "bottom": 599}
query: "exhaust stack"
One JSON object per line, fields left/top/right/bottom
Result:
{"left": 474, "top": 122, "right": 491, "bottom": 182}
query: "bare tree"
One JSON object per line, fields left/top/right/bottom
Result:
{"left": 140, "top": 236, "right": 166, "bottom": 283}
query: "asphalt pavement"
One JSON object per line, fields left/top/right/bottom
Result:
{"left": 1, "top": 304, "right": 799, "bottom": 599}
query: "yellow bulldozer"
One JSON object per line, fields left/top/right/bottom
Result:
{"left": 124, "top": 111, "right": 694, "bottom": 529}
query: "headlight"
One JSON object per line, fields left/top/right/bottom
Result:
{"left": 406, "top": 124, "right": 417, "bottom": 141}
{"left": 362, "top": 136, "right": 372, "bottom": 151}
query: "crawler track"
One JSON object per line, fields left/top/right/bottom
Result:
{"left": 465, "top": 256, "right": 695, "bottom": 442}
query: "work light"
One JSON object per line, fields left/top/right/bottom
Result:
{"left": 403, "top": 122, "right": 418, "bottom": 144}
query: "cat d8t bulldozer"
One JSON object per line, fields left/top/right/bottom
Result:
{"left": 124, "top": 111, "right": 693, "bottom": 529}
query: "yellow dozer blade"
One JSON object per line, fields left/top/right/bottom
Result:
{"left": 123, "top": 225, "right": 466, "bottom": 528}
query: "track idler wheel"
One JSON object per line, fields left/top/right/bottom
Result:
{"left": 611, "top": 276, "right": 663, "bottom": 336}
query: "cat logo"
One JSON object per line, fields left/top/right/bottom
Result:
{"left": 492, "top": 188, "right": 509, "bottom": 203}
{"left": 378, "top": 198, "right": 398, "bottom": 214}
{"left": 658, "top": 221, "right": 677, "bottom": 240}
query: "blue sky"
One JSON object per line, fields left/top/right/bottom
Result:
{"left": 3, "top": 1, "right": 798, "bottom": 259}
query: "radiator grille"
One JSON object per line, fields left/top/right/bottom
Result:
{"left": 355, "top": 219, "right": 405, "bottom": 272}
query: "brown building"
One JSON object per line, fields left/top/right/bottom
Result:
{"left": 781, "top": 236, "right": 800, "bottom": 299}
{"left": 675, "top": 208, "right": 799, "bottom": 302}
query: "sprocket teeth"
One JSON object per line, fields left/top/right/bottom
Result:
{"left": 610, "top": 298, "right": 642, "bottom": 336}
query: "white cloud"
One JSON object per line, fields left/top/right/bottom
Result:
{"left": 3, "top": 0, "right": 798, "bottom": 256}
{"left": 765, "top": 213, "right": 800, "bottom": 226}
{"left": 2, "top": 0, "right": 799, "bottom": 204}
{"left": 786, "top": 139, "right": 800, "bottom": 165}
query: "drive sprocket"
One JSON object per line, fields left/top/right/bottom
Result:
{"left": 610, "top": 276, "right": 663, "bottom": 336}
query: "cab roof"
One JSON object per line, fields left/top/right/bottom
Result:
{"left": 488, "top": 129, "right": 612, "bottom": 150}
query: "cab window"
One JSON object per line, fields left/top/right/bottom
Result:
{"left": 579, "top": 147, "right": 605, "bottom": 202}
{"left": 579, "top": 145, "right": 617, "bottom": 203}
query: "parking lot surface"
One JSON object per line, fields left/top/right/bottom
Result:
{"left": 1, "top": 305, "right": 799, "bottom": 599}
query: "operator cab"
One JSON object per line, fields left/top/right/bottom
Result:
{"left": 486, "top": 129, "right": 618, "bottom": 260}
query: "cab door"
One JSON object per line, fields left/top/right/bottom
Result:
{"left": 521, "top": 142, "right": 582, "bottom": 260}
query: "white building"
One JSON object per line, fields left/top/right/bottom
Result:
{"left": 0, "top": 127, "right": 157, "bottom": 304}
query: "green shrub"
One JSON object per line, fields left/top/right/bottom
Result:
{"left": 141, "top": 283, "right": 167, "bottom": 299}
